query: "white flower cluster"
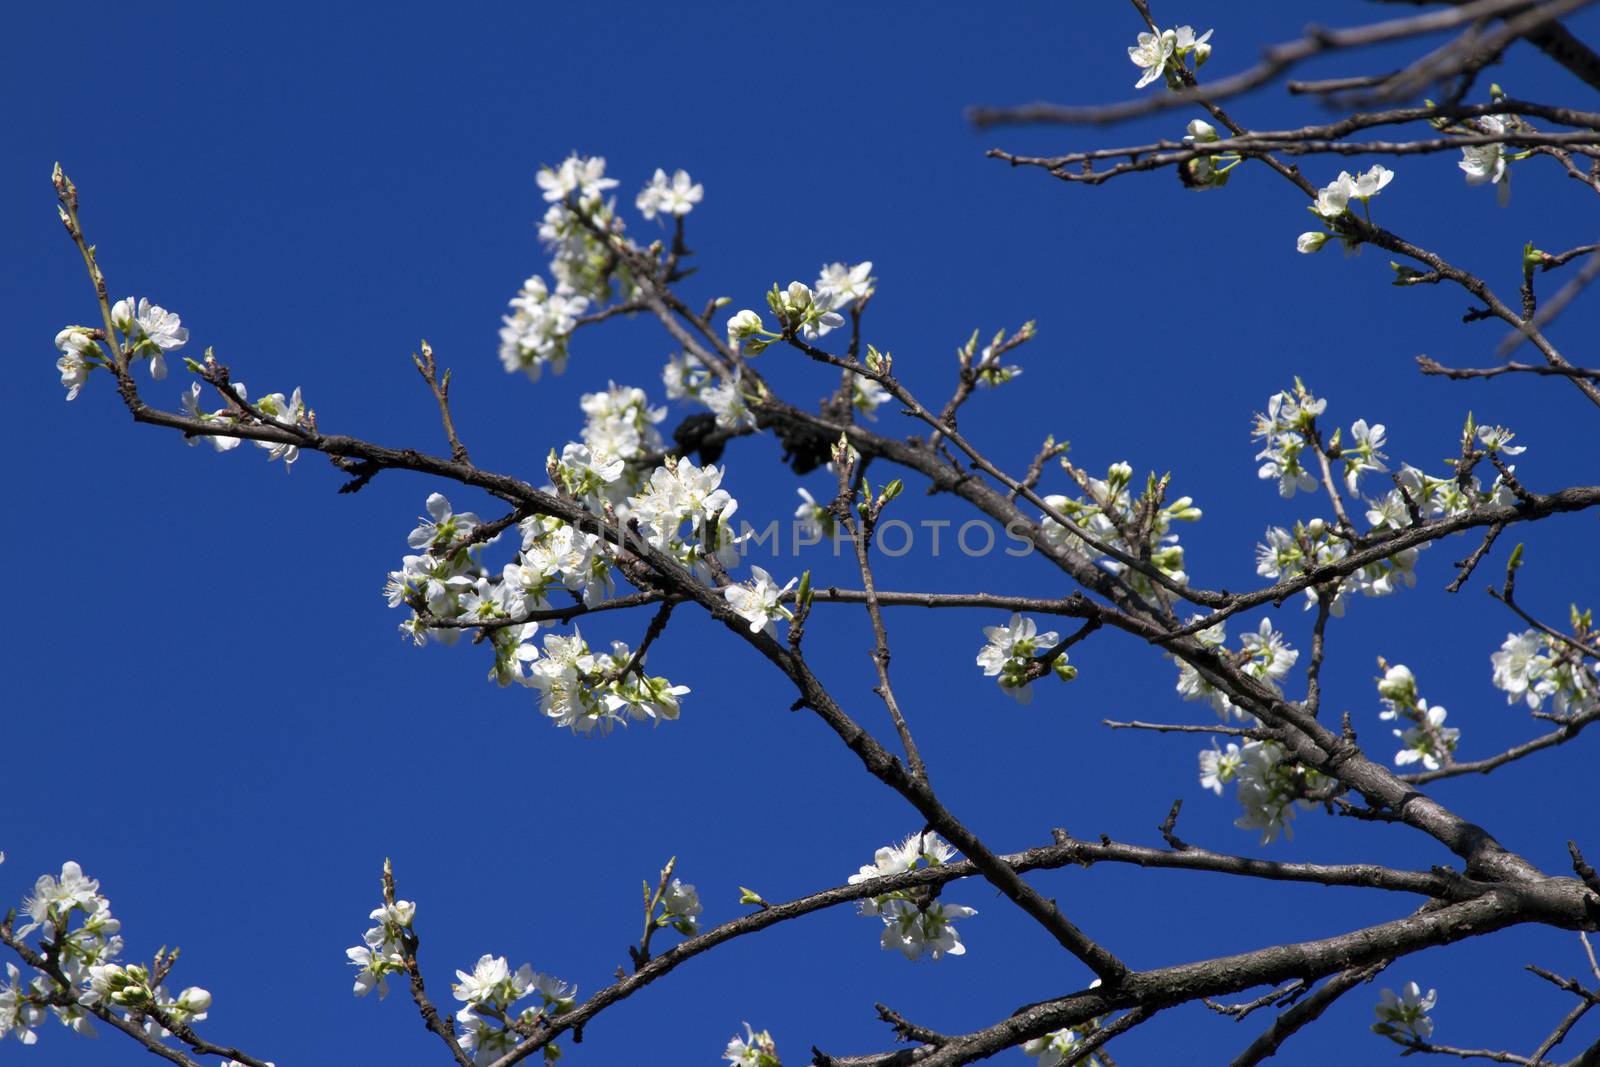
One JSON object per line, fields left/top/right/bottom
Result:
{"left": 54, "top": 327, "right": 104, "bottom": 401}
{"left": 635, "top": 167, "right": 703, "bottom": 220}
{"left": 724, "top": 262, "right": 872, "bottom": 357}
{"left": 573, "top": 381, "right": 668, "bottom": 506}
{"left": 385, "top": 486, "right": 690, "bottom": 734}
{"left": 498, "top": 273, "right": 591, "bottom": 382}
{"left": 527, "top": 629, "right": 690, "bottom": 734}
{"left": 1377, "top": 663, "right": 1458, "bottom": 771}
{"left": 54, "top": 297, "right": 189, "bottom": 401}
{"left": 1491, "top": 620, "right": 1597, "bottom": 718}
{"left": 848, "top": 833, "right": 976, "bottom": 960}
{"left": 1176, "top": 616, "right": 1298, "bottom": 720}
{"left": 451, "top": 953, "right": 575, "bottom": 1066}
{"left": 666, "top": 350, "right": 762, "bottom": 433}
{"left": 975, "top": 614, "right": 1077, "bottom": 704}
{"left": 629, "top": 455, "right": 746, "bottom": 577}
{"left": 1372, "top": 981, "right": 1437, "bottom": 1045}
{"left": 55, "top": 301, "right": 306, "bottom": 473}
{"left": 1128, "top": 24, "right": 1212, "bottom": 89}
{"left": 111, "top": 296, "right": 188, "bottom": 381}
{"left": 1039, "top": 461, "right": 1201, "bottom": 598}
{"left": 1297, "top": 165, "right": 1394, "bottom": 253}
{"left": 725, "top": 1022, "right": 782, "bottom": 1067}
{"left": 177, "top": 381, "right": 308, "bottom": 468}
{"left": 345, "top": 898, "right": 416, "bottom": 999}
{"left": 3, "top": 861, "right": 210, "bottom": 1047}
{"left": 1252, "top": 381, "right": 1386, "bottom": 499}
{"left": 502, "top": 156, "right": 697, "bottom": 382}
{"left": 1022, "top": 1002, "right": 1109, "bottom": 1067}
{"left": 1376, "top": 662, "right": 1465, "bottom": 771}
{"left": 1256, "top": 408, "right": 1529, "bottom": 616}
{"left": 1198, "top": 736, "right": 1322, "bottom": 843}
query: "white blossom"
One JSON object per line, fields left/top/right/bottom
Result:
{"left": 724, "top": 566, "right": 796, "bottom": 634}
{"left": 54, "top": 327, "right": 101, "bottom": 400}
{"left": 1128, "top": 29, "right": 1175, "bottom": 88}
{"left": 636, "top": 167, "right": 703, "bottom": 219}
{"left": 536, "top": 153, "right": 618, "bottom": 204}
{"left": 725, "top": 1023, "right": 781, "bottom": 1067}
{"left": 1373, "top": 982, "right": 1437, "bottom": 1044}
{"left": 1459, "top": 115, "right": 1512, "bottom": 205}
{"left": 111, "top": 296, "right": 188, "bottom": 380}
{"left": 976, "top": 614, "right": 1073, "bottom": 704}
{"left": 848, "top": 833, "right": 975, "bottom": 960}
{"left": 1199, "top": 741, "right": 1243, "bottom": 795}
{"left": 815, "top": 261, "right": 875, "bottom": 309}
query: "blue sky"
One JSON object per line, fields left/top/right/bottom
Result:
{"left": 5, "top": 1, "right": 1600, "bottom": 1064}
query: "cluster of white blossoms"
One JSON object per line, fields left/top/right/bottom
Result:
{"left": 1022, "top": 989, "right": 1107, "bottom": 1067}
{"left": 1039, "top": 461, "right": 1201, "bottom": 598}
{"left": 1491, "top": 613, "right": 1598, "bottom": 718}
{"left": 724, "top": 261, "right": 874, "bottom": 357}
{"left": 575, "top": 381, "right": 668, "bottom": 505}
{"left": 848, "top": 833, "right": 976, "bottom": 960}
{"left": 175, "top": 377, "right": 309, "bottom": 468}
{"left": 1252, "top": 380, "right": 1388, "bottom": 499}
{"left": 111, "top": 297, "right": 187, "bottom": 380}
{"left": 1377, "top": 663, "right": 1459, "bottom": 771}
{"left": 498, "top": 273, "right": 592, "bottom": 381}
{"left": 1023, "top": 1030, "right": 1107, "bottom": 1067}
{"left": 385, "top": 487, "right": 690, "bottom": 734}
{"left": 661, "top": 350, "right": 757, "bottom": 432}
{"left": 1128, "top": 23, "right": 1212, "bottom": 89}
{"left": 1296, "top": 165, "right": 1394, "bottom": 253}
{"left": 724, "top": 1022, "right": 782, "bottom": 1067}
{"left": 1233, "top": 740, "right": 1324, "bottom": 844}
{"left": 1197, "top": 728, "right": 1323, "bottom": 844}
{"left": 54, "top": 296, "right": 189, "bottom": 401}
{"left": 529, "top": 629, "right": 690, "bottom": 734}
{"left": 345, "top": 898, "right": 416, "bottom": 999}
{"left": 629, "top": 455, "right": 746, "bottom": 573}
{"left": 1175, "top": 616, "right": 1298, "bottom": 720}
{"left": 2, "top": 860, "right": 211, "bottom": 1049}
{"left": 501, "top": 155, "right": 652, "bottom": 381}
{"left": 974, "top": 614, "right": 1077, "bottom": 704}
{"left": 1183, "top": 619, "right": 1324, "bottom": 843}
{"left": 1372, "top": 981, "right": 1437, "bottom": 1045}
{"left": 451, "top": 954, "right": 575, "bottom": 1065}
{"left": 1255, "top": 401, "right": 1527, "bottom": 616}
{"left": 501, "top": 160, "right": 711, "bottom": 384}
{"left": 634, "top": 167, "right": 703, "bottom": 220}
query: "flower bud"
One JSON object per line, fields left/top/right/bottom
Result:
{"left": 1296, "top": 232, "right": 1329, "bottom": 254}
{"left": 111, "top": 298, "right": 135, "bottom": 333}
{"left": 177, "top": 987, "right": 213, "bottom": 1014}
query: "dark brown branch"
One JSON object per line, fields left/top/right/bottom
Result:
{"left": 412, "top": 340, "right": 470, "bottom": 466}
{"left": 968, "top": 0, "right": 1568, "bottom": 128}
{"left": 1417, "top": 355, "right": 1600, "bottom": 381}
{"left": 1230, "top": 960, "right": 1389, "bottom": 1066}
